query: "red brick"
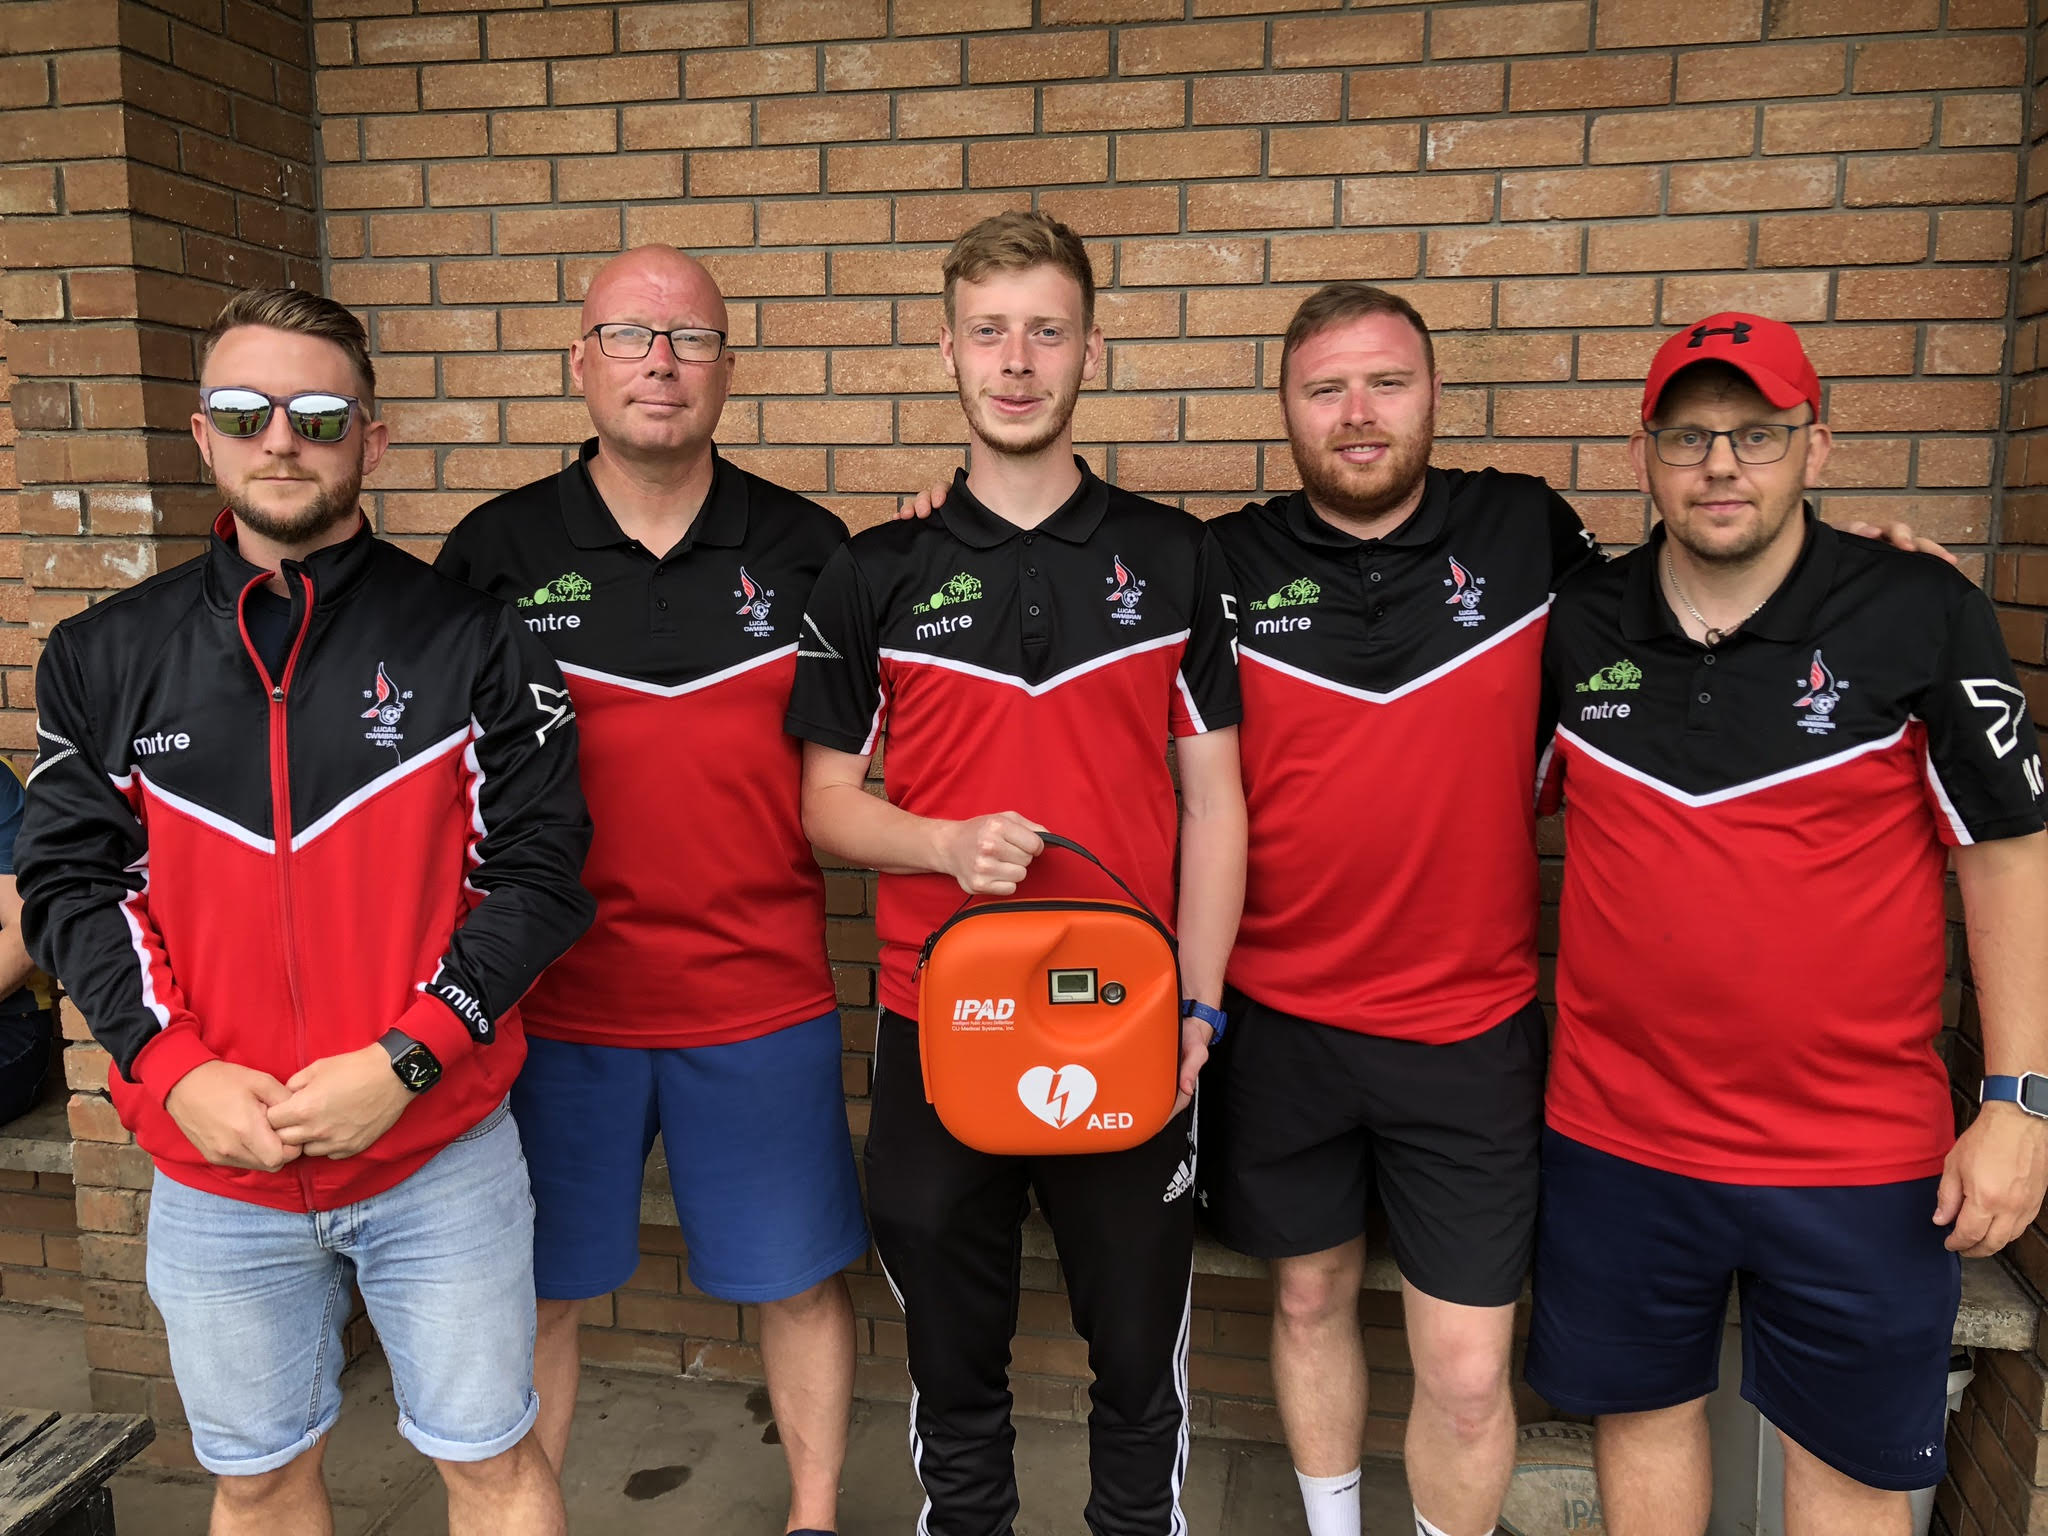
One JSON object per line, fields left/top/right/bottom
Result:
{"left": 1350, "top": 62, "right": 1503, "bottom": 119}
{"left": 1589, "top": 219, "right": 1751, "bottom": 272}
{"left": 1268, "top": 231, "right": 1419, "bottom": 282}
{"left": 1433, "top": 1, "right": 1588, "bottom": 58}
{"left": 442, "top": 354, "right": 563, "bottom": 398}
{"left": 486, "top": 10, "right": 612, "bottom": 59}
{"left": 1767, "top": 0, "right": 1939, "bottom": 36}
{"left": 1115, "top": 129, "right": 1260, "bottom": 182}
{"left": 491, "top": 108, "right": 614, "bottom": 157}
{"left": 830, "top": 248, "right": 943, "bottom": 295}
{"left": 967, "top": 30, "right": 1108, "bottom": 83}
{"left": 896, "top": 87, "right": 1034, "bottom": 140}
{"left": 1073, "top": 395, "right": 1182, "bottom": 441}
{"left": 1119, "top": 239, "right": 1265, "bottom": 287}
{"left": 1117, "top": 20, "right": 1266, "bottom": 74}
{"left": 620, "top": 102, "right": 752, "bottom": 152}
{"left": 381, "top": 400, "right": 499, "bottom": 443}
{"left": 1854, "top": 36, "right": 2024, "bottom": 93}
{"left": 1112, "top": 341, "right": 1256, "bottom": 390}
{"left": 553, "top": 55, "right": 678, "bottom": 105}
{"left": 1427, "top": 225, "right": 1579, "bottom": 278}
{"left": 1762, "top": 99, "right": 1932, "bottom": 156}
{"left": 1268, "top": 124, "right": 1418, "bottom": 177}
{"left": 1493, "top": 387, "right": 1637, "bottom": 438}
{"left": 1934, "top": 209, "right": 2013, "bottom": 263}
{"left": 617, "top": 2, "right": 747, "bottom": 51}
{"left": 505, "top": 402, "right": 599, "bottom": 443}
{"left": 828, "top": 39, "right": 963, "bottom": 91}
{"left": 316, "top": 66, "right": 419, "bottom": 115}
{"left": 1597, "top": 0, "right": 1761, "bottom": 44}
{"left": 328, "top": 261, "right": 432, "bottom": 306}
{"left": 1041, "top": 0, "right": 1177, "bottom": 20}
{"left": 1590, "top": 105, "right": 1755, "bottom": 164}
{"left": 1924, "top": 324, "right": 2006, "bottom": 376}
{"left": 1498, "top": 278, "right": 1658, "bottom": 329}
{"left": 761, "top": 302, "right": 894, "bottom": 348}
{"left": 368, "top": 210, "right": 491, "bottom": 257}
{"left": 893, "top": 0, "right": 1029, "bottom": 29}
{"left": 554, "top": 156, "right": 685, "bottom": 204}
{"left": 1500, "top": 166, "right": 1660, "bottom": 221}
{"left": 1344, "top": 172, "right": 1495, "bottom": 226}
{"left": 620, "top": 203, "right": 757, "bottom": 249}
{"left": 1835, "top": 268, "right": 2011, "bottom": 321}
{"left": 427, "top": 159, "right": 551, "bottom": 206}
{"left": 1509, "top": 54, "right": 1673, "bottom": 111}
{"left": 1941, "top": 94, "right": 2022, "bottom": 149}
{"left": 1037, "top": 186, "right": 1180, "bottom": 236}
{"left": 894, "top": 191, "right": 1031, "bottom": 242}
{"left": 418, "top": 60, "right": 544, "bottom": 110}
{"left": 1677, "top": 40, "right": 1843, "bottom": 102}
{"left": 362, "top": 112, "right": 487, "bottom": 159}
{"left": 1428, "top": 117, "right": 1584, "bottom": 170}
{"left": 968, "top": 137, "right": 1108, "bottom": 188}
{"left": 755, "top": 0, "right": 887, "bottom": 42}
{"left": 1845, "top": 152, "right": 2018, "bottom": 208}
{"left": 828, "top": 143, "right": 960, "bottom": 194}
{"left": 1661, "top": 271, "right": 1830, "bottom": 322}
{"left": 1271, "top": 15, "right": 1423, "bottom": 67}
{"left": 1194, "top": 74, "right": 1339, "bottom": 124}
{"left": 1187, "top": 180, "right": 1335, "bottom": 231}
{"left": 690, "top": 148, "right": 819, "bottom": 199}
{"left": 685, "top": 47, "right": 817, "bottom": 99}
{"left": 759, "top": 95, "right": 892, "bottom": 145}
{"left": 320, "top": 162, "right": 422, "bottom": 209}
{"left": 699, "top": 250, "right": 828, "bottom": 298}
{"left": 1669, "top": 158, "right": 1837, "bottom": 214}
{"left": 1758, "top": 211, "right": 1929, "bottom": 267}
{"left": 1042, "top": 79, "right": 1185, "bottom": 133}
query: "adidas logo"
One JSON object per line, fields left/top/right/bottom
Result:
{"left": 1163, "top": 1157, "right": 1194, "bottom": 1204}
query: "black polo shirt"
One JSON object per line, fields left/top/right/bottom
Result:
{"left": 786, "top": 459, "right": 1241, "bottom": 1018}
{"left": 1211, "top": 468, "right": 1602, "bottom": 1043}
{"left": 435, "top": 440, "right": 846, "bottom": 1048}
{"left": 1540, "top": 511, "right": 2046, "bottom": 1186}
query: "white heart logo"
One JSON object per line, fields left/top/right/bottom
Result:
{"left": 1017, "top": 1064, "right": 1097, "bottom": 1130}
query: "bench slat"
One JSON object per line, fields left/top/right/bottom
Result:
{"left": 0, "top": 1412, "right": 153, "bottom": 1536}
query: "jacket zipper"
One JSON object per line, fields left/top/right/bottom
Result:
{"left": 237, "top": 573, "right": 318, "bottom": 1207}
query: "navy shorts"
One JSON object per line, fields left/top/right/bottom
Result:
{"left": 514, "top": 1011, "right": 870, "bottom": 1304}
{"left": 1526, "top": 1131, "right": 1959, "bottom": 1491}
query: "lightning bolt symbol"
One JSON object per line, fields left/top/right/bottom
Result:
{"left": 1046, "top": 1069, "right": 1073, "bottom": 1128}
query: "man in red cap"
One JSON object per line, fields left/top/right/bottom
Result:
{"left": 1529, "top": 313, "right": 2048, "bottom": 1534}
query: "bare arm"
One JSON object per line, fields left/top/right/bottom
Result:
{"left": 1167, "top": 727, "right": 1246, "bottom": 1108}
{"left": 1936, "top": 830, "right": 2048, "bottom": 1255}
{"left": 800, "top": 740, "right": 1046, "bottom": 893}
{"left": 0, "top": 876, "right": 38, "bottom": 1001}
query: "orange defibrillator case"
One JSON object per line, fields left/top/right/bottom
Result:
{"left": 915, "top": 834, "right": 1181, "bottom": 1157}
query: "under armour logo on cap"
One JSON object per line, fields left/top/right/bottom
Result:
{"left": 1687, "top": 321, "right": 1752, "bottom": 348}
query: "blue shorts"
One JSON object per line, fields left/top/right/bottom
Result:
{"left": 147, "top": 1103, "right": 538, "bottom": 1477}
{"left": 1525, "top": 1130, "right": 1959, "bottom": 1492}
{"left": 515, "top": 1011, "right": 869, "bottom": 1304}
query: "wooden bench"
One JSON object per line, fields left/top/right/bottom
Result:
{"left": 0, "top": 1409, "right": 152, "bottom": 1536}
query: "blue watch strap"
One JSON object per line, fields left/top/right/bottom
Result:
{"left": 1981, "top": 1073, "right": 2048, "bottom": 1118}
{"left": 1182, "top": 999, "right": 1227, "bottom": 1045}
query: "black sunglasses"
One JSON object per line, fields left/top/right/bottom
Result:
{"left": 201, "top": 387, "right": 361, "bottom": 444}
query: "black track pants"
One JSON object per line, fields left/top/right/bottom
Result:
{"left": 866, "top": 1009, "right": 1198, "bottom": 1536}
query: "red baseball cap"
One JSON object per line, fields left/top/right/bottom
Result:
{"left": 1640, "top": 312, "right": 1822, "bottom": 424}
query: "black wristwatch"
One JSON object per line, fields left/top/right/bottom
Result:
{"left": 379, "top": 1029, "right": 442, "bottom": 1094}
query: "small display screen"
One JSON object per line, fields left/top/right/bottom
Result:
{"left": 1048, "top": 968, "right": 1097, "bottom": 1004}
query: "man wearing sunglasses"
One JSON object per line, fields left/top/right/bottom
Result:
{"left": 16, "top": 288, "right": 596, "bottom": 1535}
{"left": 434, "top": 245, "right": 866, "bottom": 1535}
{"left": 1530, "top": 314, "right": 2048, "bottom": 1533}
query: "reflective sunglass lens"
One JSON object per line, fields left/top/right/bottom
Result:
{"left": 286, "top": 395, "right": 353, "bottom": 442}
{"left": 205, "top": 389, "right": 273, "bottom": 437}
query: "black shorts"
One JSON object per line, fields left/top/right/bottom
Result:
{"left": 1197, "top": 989, "right": 1546, "bottom": 1308}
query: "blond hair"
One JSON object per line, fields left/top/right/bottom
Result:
{"left": 942, "top": 211, "right": 1095, "bottom": 332}
{"left": 202, "top": 288, "right": 377, "bottom": 400}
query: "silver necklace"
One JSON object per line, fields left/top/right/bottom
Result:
{"left": 1663, "top": 546, "right": 1765, "bottom": 647}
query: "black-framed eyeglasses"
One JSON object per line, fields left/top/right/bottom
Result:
{"left": 1648, "top": 423, "right": 1808, "bottom": 467}
{"left": 201, "top": 387, "right": 361, "bottom": 444}
{"left": 584, "top": 324, "right": 728, "bottom": 363}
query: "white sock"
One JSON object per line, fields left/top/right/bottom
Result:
{"left": 1414, "top": 1511, "right": 1494, "bottom": 1536}
{"left": 1294, "top": 1467, "right": 1361, "bottom": 1536}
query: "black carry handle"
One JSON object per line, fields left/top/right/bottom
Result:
{"left": 916, "top": 829, "right": 1170, "bottom": 973}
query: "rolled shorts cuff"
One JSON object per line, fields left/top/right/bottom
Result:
{"left": 398, "top": 1388, "right": 541, "bottom": 1465}
{"left": 191, "top": 1413, "right": 340, "bottom": 1479}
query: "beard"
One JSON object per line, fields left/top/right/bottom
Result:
{"left": 216, "top": 464, "right": 363, "bottom": 546}
{"left": 1288, "top": 410, "right": 1435, "bottom": 528}
{"left": 958, "top": 371, "right": 1082, "bottom": 459}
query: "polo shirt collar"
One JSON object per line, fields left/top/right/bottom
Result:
{"left": 1279, "top": 466, "right": 1452, "bottom": 551}
{"left": 559, "top": 438, "right": 748, "bottom": 553}
{"left": 1621, "top": 503, "right": 1837, "bottom": 644}
{"left": 937, "top": 456, "right": 1110, "bottom": 549}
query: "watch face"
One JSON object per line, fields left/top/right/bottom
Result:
{"left": 2022, "top": 1076, "right": 2048, "bottom": 1117}
{"left": 393, "top": 1045, "right": 442, "bottom": 1093}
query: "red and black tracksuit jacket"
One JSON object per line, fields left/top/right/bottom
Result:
{"left": 16, "top": 515, "right": 596, "bottom": 1213}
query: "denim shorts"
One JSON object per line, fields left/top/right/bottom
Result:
{"left": 516, "top": 1011, "right": 869, "bottom": 1303}
{"left": 147, "top": 1102, "right": 540, "bottom": 1477}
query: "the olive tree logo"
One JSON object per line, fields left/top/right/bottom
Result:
{"left": 518, "top": 572, "right": 595, "bottom": 608}
{"left": 913, "top": 571, "right": 984, "bottom": 615}
{"left": 1249, "top": 576, "right": 1322, "bottom": 613}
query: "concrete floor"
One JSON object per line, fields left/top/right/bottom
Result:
{"left": 0, "top": 1305, "right": 1410, "bottom": 1534}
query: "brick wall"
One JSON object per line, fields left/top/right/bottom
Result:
{"left": 0, "top": 1168, "right": 81, "bottom": 1313}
